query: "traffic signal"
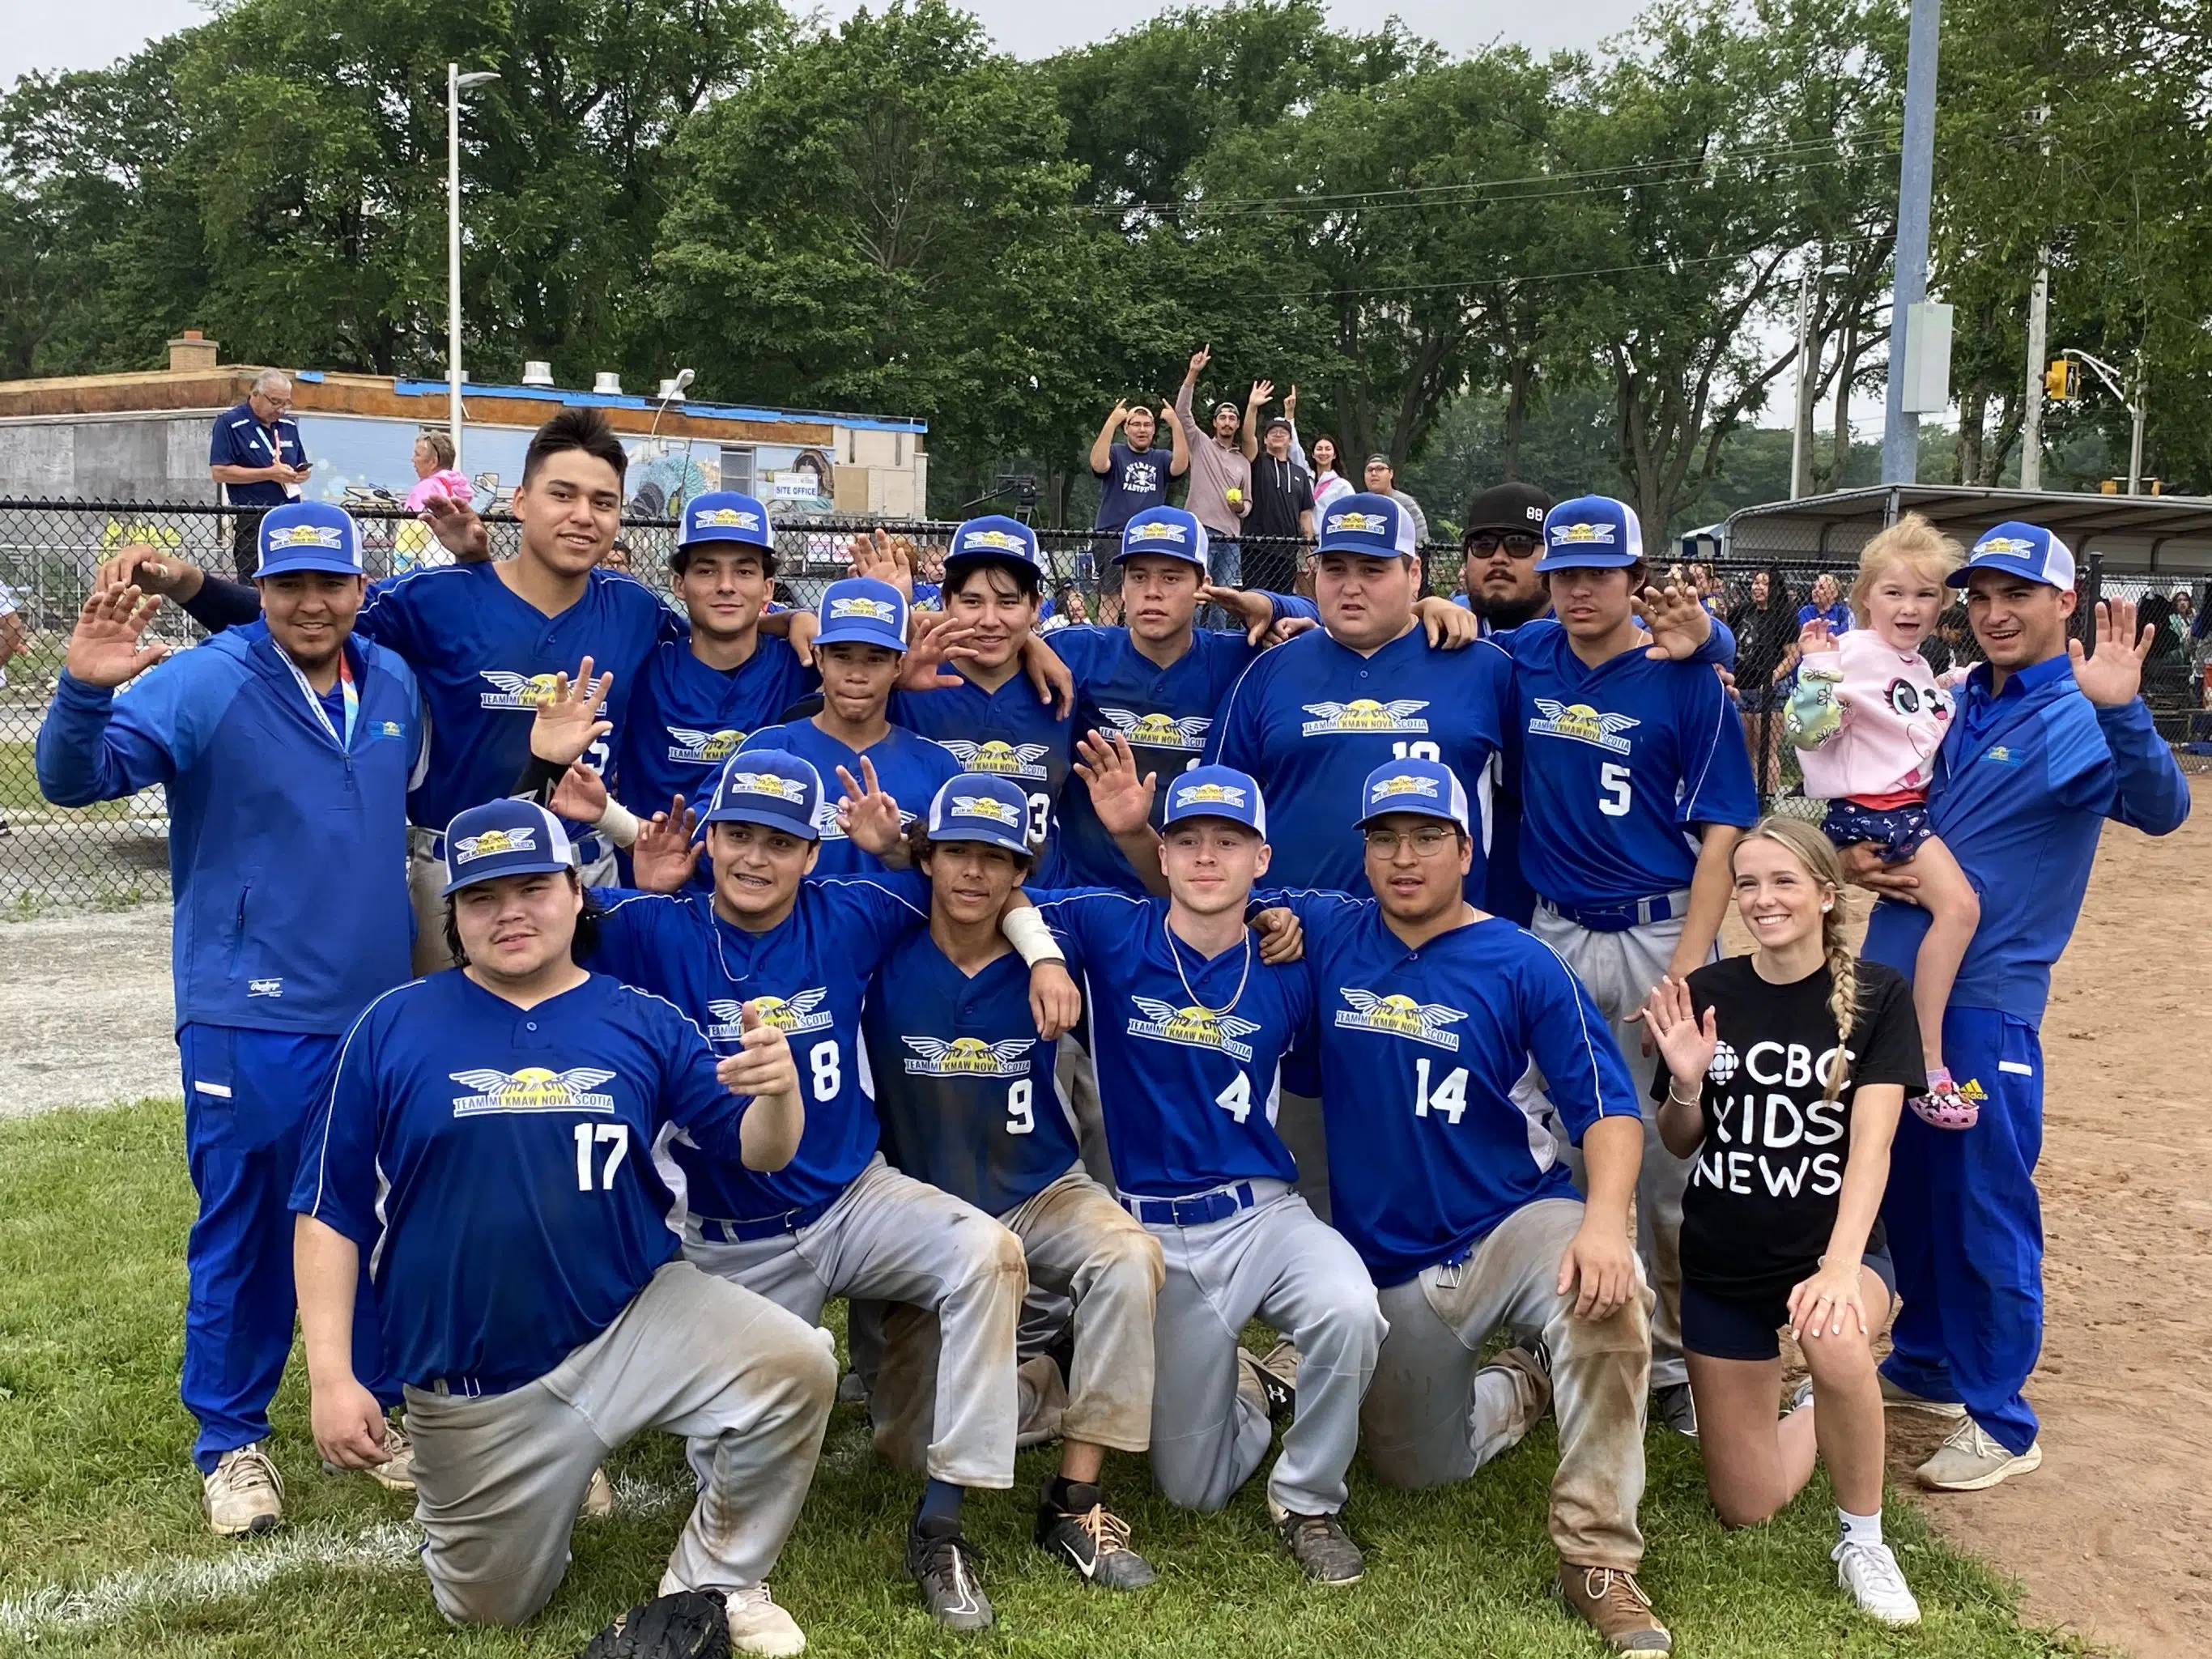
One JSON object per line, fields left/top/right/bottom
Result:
{"left": 2044, "top": 359, "right": 2080, "bottom": 402}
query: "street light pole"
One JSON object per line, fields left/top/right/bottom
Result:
{"left": 1881, "top": 0, "right": 1942, "bottom": 484}
{"left": 2058, "top": 347, "right": 2146, "bottom": 494}
{"left": 446, "top": 65, "right": 499, "bottom": 470}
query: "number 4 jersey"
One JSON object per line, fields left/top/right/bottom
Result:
{"left": 1266, "top": 889, "right": 1640, "bottom": 1286}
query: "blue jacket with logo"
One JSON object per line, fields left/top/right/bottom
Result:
{"left": 36, "top": 623, "right": 420, "bottom": 1036}
{"left": 1862, "top": 658, "right": 2189, "bottom": 1024}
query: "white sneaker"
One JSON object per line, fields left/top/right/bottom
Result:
{"left": 1833, "top": 1539, "right": 1921, "bottom": 1625}
{"left": 202, "top": 1443, "right": 284, "bottom": 1537}
{"left": 1916, "top": 1416, "right": 2043, "bottom": 1491}
{"left": 579, "top": 1465, "right": 616, "bottom": 1519}
{"left": 361, "top": 1418, "right": 415, "bottom": 1491}
{"left": 724, "top": 1582, "right": 807, "bottom": 1656}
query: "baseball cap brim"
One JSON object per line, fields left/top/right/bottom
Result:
{"left": 442, "top": 849, "right": 572, "bottom": 897}
{"left": 811, "top": 619, "right": 905, "bottom": 651}
{"left": 1355, "top": 798, "right": 1465, "bottom": 832}
{"left": 257, "top": 552, "right": 364, "bottom": 578}
{"left": 701, "top": 799, "right": 820, "bottom": 840}
{"left": 929, "top": 819, "right": 1030, "bottom": 857}
{"left": 1533, "top": 547, "right": 1640, "bottom": 572}
{"left": 1113, "top": 542, "right": 1206, "bottom": 567}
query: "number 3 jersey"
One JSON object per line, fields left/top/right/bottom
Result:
{"left": 1268, "top": 890, "right": 1640, "bottom": 1287}
{"left": 1505, "top": 617, "right": 1758, "bottom": 912}
{"left": 585, "top": 876, "right": 929, "bottom": 1223}
{"left": 861, "top": 929, "right": 1077, "bottom": 1218}
{"left": 289, "top": 971, "right": 752, "bottom": 1392}
{"left": 1036, "top": 889, "right": 1314, "bottom": 1197}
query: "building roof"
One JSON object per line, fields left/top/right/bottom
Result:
{"left": 1722, "top": 485, "right": 2212, "bottom": 574}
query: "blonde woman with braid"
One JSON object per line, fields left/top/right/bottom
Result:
{"left": 1635, "top": 815, "right": 1925, "bottom": 1626}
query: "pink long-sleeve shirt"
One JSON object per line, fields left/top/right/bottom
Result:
{"left": 1797, "top": 631, "right": 1956, "bottom": 803}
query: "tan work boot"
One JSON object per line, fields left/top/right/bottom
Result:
{"left": 1557, "top": 1563, "right": 1672, "bottom": 1653}
{"left": 202, "top": 1442, "right": 285, "bottom": 1537}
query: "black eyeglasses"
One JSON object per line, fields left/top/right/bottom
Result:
{"left": 1465, "top": 532, "right": 1541, "bottom": 559}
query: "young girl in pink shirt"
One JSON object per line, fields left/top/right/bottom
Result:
{"left": 1786, "top": 515, "right": 1980, "bottom": 1128}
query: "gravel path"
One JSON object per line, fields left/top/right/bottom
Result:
{"left": 0, "top": 907, "right": 178, "bottom": 1117}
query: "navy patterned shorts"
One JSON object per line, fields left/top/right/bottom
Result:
{"left": 1822, "top": 797, "right": 1933, "bottom": 864}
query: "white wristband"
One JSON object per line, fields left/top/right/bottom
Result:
{"left": 1002, "top": 906, "right": 1066, "bottom": 968}
{"left": 595, "top": 796, "right": 641, "bottom": 849}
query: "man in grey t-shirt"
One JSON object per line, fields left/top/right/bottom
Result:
{"left": 1172, "top": 346, "right": 1253, "bottom": 591}
{"left": 1363, "top": 454, "right": 1430, "bottom": 548}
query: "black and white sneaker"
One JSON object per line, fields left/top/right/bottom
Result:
{"left": 1244, "top": 1339, "right": 1300, "bottom": 1423}
{"left": 1654, "top": 1381, "right": 1699, "bottom": 1438}
{"left": 1035, "top": 1482, "right": 1157, "bottom": 1589}
{"left": 906, "top": 1513, "right": 993, "bottom": 1630}
{"left": 1270, "top": 1500, "right": 1364, "bottom": 1585}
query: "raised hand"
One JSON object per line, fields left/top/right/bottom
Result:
{"left": 1635, "top": 569, "right": 1716, "bottom": 661}
{"left": 549, "top": 763, "right": 610, "bottom": 823}
{"left": 64, "top": 582, "right": 172, "bottom": 688}
{"left": 1250, "top": 906, "right": 1304, "bottom": 965}
{"left": 899, "top": 609, "right": 982, "bottom": 691}
{"left": 530, "top": 656, "right": 614, "bottom": 766}
{"left": 1284, "top": 385, "right": 1299, "bottom": 419}
{"left": 1107, "top": 399, "right": 1129, "bottom": 429}
{"left": 1249, "top": 378, "right": 1274, "bottom": 407}
{"left": 1197, "top": 583, "right": 1275, "bottom": 646}
{"left": 846, "top": 528, "right": 916, "bottom": 602}
{"left": 1796, "top": 615, "right": 1836, "bottom": 656}
{"left": 1074, "top": 729, "right": 1158, "bottom": 836}
{"left": 835, "top": 759, "right": 904, "bottom": 855}
{"left": 632, "top": 795, "right": 702, "bottom": 893}
{"left": 2069, "top": 596, "right": 2155, "bottom": 708}
{"left": 418, "top": 491, "right": 490, "bottom": 561}
{"left": 718, "top": 1002, "right": 801, "bottom": 1100}
{"left": 1186, "top": 345, "right": 1211, "bottom": 381}
{"left": 96, "top": 542, "right": 202, "bottom": 602}
{"left": 1632, "top": 977, "right": 1719, "bottom": 1090}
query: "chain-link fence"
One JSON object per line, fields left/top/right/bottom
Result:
{"left": 3, "top": 499, "right": 2204, "bottom": 914}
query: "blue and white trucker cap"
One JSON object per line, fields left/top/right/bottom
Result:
{"left": 1355, "top": 758, "right": 1471, "bottom": 832}
{"left": 441, "top": 799, "right": 576, "bottom": 895}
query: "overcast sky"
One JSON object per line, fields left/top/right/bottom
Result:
{"left": 4, "top": 0, "right": 1648, "bottom": 87}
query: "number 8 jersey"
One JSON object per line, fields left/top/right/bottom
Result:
{"left": 1506, "top": 617, "right": 1759, "bottom": 912}
{"left": 1266, "top": 889, "right": 1640, "bottom": 1287}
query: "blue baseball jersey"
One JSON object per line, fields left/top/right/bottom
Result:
{"left": 1051, "top": 623, "right": 1290, "bottom": 892}
{"left": 861, "top": 931, "right": 1076, "bottom": 1217}
{"left": 585, "top": 877, "right": 929, "bottom": 1220}
{"left": 291, "top": 971, "right": 750, "bottom": 1392}
{"left": 1036, "top": 889, "right": 1314, "bottom": 1196}
{"left": 615, "top": 636, "right": 816, "bottom": 817}
{"left": 1508, "top": 618, "right": 1759, "bottom": 910}
{"left": 740, "top": 719, "right": 961, "bottom": 877}
{"left": 355, "top": 562, "right": 683, "bottom": 832}
{"left": 891, "top": 673, "right": 1075, "bottom": 886}
{"left": 1269, "top": 889, "right": 1640, "bottom": 1285}
{"left": 1204, "top": 626, "right": 1515, "bottom": 900}
{"left": 1864, "top": 659, "right": 2189, "bottom": 1024}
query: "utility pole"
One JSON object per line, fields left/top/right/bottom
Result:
{"left": 446, "top": 65, "right": 500, "bottom": 470}
{"left": 1790, "top": 264, "right": 1816, "bottom": 499}
{"left": 2020, "top": 257, "right": 2048, "bottom": 490}
{"left": 1881, "top": 0, "right": 1942, "bottom": 484}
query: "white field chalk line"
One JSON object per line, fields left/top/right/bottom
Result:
{"left": 0, "top": 1472, "right": 693, "bottom": 1640}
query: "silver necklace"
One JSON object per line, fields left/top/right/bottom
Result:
{"left": 1165, "top": 912, "right": 1251, "bottom": 1018}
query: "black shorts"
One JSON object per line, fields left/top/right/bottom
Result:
{"left": 1681, "top": 1248, "right": 1897, "bottom": 1362}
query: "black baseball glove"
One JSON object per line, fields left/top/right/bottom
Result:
{"left": 576, "top": 1590, "right": 730, "bottom": 1659}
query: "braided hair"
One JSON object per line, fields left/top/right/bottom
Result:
{"left": 1738, "top": 815, "right": 1860, "bottom": 1103}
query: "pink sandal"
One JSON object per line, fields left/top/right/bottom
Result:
{"left": 1909, "top": 1070, "right": 1978, "bottom": 1130}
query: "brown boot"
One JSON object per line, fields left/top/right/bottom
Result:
{"left": 1556, "top": 1563, "right": 1671, "bottom": 1653}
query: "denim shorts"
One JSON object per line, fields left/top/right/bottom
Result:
{"left": 1821, "top": 797, "right": 1933, "bottom": 864}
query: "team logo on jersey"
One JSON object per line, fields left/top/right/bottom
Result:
{"left": 448, "top": 1066, "right": 618, "bottom": 1117}
{"left": 1125, "top": 996, "right": 1259, "bottom": 1061}
{"left": 693, "top": 505, "right": 763, "bottom": 533}
{"left": 453, "top": 827, "right": 537, "bottom": 862}
{"left": 960, "top": 528, "right": 1031, "bottom": 556}
{"left": 1369, "top": 772, "right": 1439, "bottom": 800}
{"left": 1981, "top": 744, "right": 2021, "bottom": 767}
{"left": 1549, "top": 520, "right": 1616, "bottom": 546}
{"left": 1333, "top": 988, "right": 1469, "bottom": 1051}
{"left": 939, "top": 739, "right": 1052, "bottom": 780}
{"left": 1526, "top": 700, "right": 1640, "bottom": 755}
{"left": 901, "top": 1036, "right": 1036, "bottom": 1076}
{"left": 951, "top": 793, "right": 1024, "bottom": 827}
{"left": 1101, "top": 708, "right": 1211, "bottom": 751}
{"left": 706, "top": 992, "right": 832, "bottom": 1044}
{"left": 1300, "top": 699, "right": 1430, "bottom": 736}
{"left": 1706, "top": 1041, "right": 1739, "bottom": 1085}
{"left": 268, "top": 523, "right": 344, "bottom": 551}
{"left": 828, "top": 594, "right": 900, "bottom": 624}
{"left": 723, "top": 770, "right": 809, "bottom": 802}
{"left": 667, "top": 725, "right": 747, "bottom": 764}
{"left": 378, "top": 719, "right": 403, "bottom": 738}
{"left": 478, "top": 670, "right": 563, "bottom": 710}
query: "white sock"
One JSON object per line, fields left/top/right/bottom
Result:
{"left": 1838, "top": 1507, "right": 1883, "bottom": 1551}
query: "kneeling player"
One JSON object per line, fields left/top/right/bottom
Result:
{"left": 1037, "top": 768, "right": 1384, "bottom": 1587}
{"left": 860, "top": 774, "right": 1166, "bottom": 1588}
{"left": 1267, "top": 759, "right": 1672, "bottom": 1655}
{"left": 291, "top": 801, "right": 834, "bottom": 1653}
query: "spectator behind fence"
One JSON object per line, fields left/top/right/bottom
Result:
{"left": 1173, "top": 346, "right": 1253, "bottom": 590}
{"left": 1729, "top": 567, "right": 1799, "bottom": 797}
{"left": 392, "top": 431, "right": 474, "bottom": 574}
{"left": 1304, "top": 431, "right": 1355, "bottom": 515}
{"left": 1090, "top": 398, "right": 1189, "bottom": 542}
{"left": 1245, "top": 415, "right": 1316, "bottom": 558}
{"left": 208, "top": 368, "right": 311, "bottom": 579}
{"left": 1361, "top": 455, "right": 1429, "bottom": 547}
{"left": 1799, "top": 570, "right": 1850, "bottom": 635}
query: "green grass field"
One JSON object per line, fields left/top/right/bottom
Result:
{"left": 0, "top": 1100, "right": 2086, "bottom": 1659}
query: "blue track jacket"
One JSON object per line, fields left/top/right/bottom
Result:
{"left": 36, "top": 623, "right": 420, "bottom": 1035}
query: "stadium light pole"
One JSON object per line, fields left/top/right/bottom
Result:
{"left": 1880, "top": 0, "right": 1941, "bottom": 485}
{"left": 447, "top": 66, "right": 500, "bottom": 471}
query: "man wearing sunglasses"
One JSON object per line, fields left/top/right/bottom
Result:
{"left": 1454, "top": 483, "right": 1555, "bottom": 635}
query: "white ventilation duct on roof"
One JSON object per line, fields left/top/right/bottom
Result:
{"left": 521, "top": 360, "right": 555, "bottom": 388}
{"left": 593, "top": 372, "right": 623, "bottom": 395}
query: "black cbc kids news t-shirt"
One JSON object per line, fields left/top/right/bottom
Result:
{"left": 1649, "top": 955, "right": 1923, "bottom": 1298}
